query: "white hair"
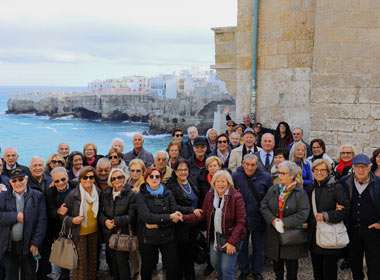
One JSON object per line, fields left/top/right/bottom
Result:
{"left": 154, "top": 150, "right": 169, "bottom": 160}
{"left": 29, "top": 156, "right": 45, "bottom": 167}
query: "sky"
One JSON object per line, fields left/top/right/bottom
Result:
{"left": 0, "top": 0, "right": 237, "bottom": 86}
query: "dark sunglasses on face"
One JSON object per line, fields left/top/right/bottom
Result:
{"left": 54, "top": 177, "right": 67, "bottom": 184}
{"left": 175, "top": 133, "right": 183, "bottom": 137}
{"left": 51, "top": 160, "right": 64, "bottom": 165}
{"left": 130, "top": 169, "right": 142, "bottom": 173}
{"left": 218, "top": 140, "right": 228, "bottom": 144}
{"left": 110, "top": 175, "right": 125, "bottom": 182}
{"left": 149, "top": 174, "right": 160, "bottom": 180}
{"left": 108, "top": 155, "right": 119, "bottom": 160}
{"left": 11, "top": 177, "right": 24, "bottom": 183}
{"left": 82, "top": 175, "right": 95, "bottom": 180}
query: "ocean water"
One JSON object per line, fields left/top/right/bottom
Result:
{"left": 0, "top": 86, "right": 171, "bottom": 165}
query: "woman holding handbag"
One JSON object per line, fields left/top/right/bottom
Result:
{"left": 309, "top": 159, "right": 349, "bottom": 280}
{"left": 99, "top": 168, "right": 137, "bottom": 280}
{"left": 260, "top": 161, "right": 310, "bottom": 280}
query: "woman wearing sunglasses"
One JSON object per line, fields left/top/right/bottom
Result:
{"left": 108, "top": 147, "right": 129, "bottom": 175}
{"left": 136, "top": 167, "right": 197, "bottom": 280}
{"left": 99, "top": 168, "right": 136, "bottom": 280}
{"left": 64, "top": 166, "right": 99, "bottom": 280}
{"left": 126, "top": 159, "right": 146, "bottom": 193}
{"left": 45, "top": 153, "right": 66, "bottom": 177}
{"left": 46, "top": 167, "right": 73, "bottom": 280}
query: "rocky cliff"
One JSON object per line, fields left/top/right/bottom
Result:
{"left": 7, "top": 93, "right": 235, "bottom": 134}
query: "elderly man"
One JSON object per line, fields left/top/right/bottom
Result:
{"left": 0, "top": 168, "right": 47, "bottom": 280}
{"left": 181, "top": 126, "right": 199, "bottom": 159}
{"left": 111, "top": 138, "right": 125, "bottom": 154}
{"left": 229, "top": 131, "right": 241, "bottom": 150}
{"left": 153, "top": 151, "right": 173, "bottom": 184}
{"left": 188, "top": 137, "right": 208, "bottom": 181}
{"left": 57, "top": 143, "right": 70, "bottom": 161}
{"left": 27, "top": 157, "right": 52, "bottom": 194}
{"left": 124, "top": 133, "right": 154, "bottom": 167}
{"left": 339, "top": 154, "right": 380, "bottom": 280}
{"left": 229, "top": 128, "right": 262, "bottom": 172}
{"left": 289, "top": 128, "right": 311, "bottom": 157}
{"left": 255, "top": 133, "right": 275, "bottom": 172}
{"left": 95, "top": 158, "right": 112, "bottom": 191}
{"left": 2, "top": 147, "right": 29, "bottom": 179}
{"left": 232, "top": 154, "right": 272, "bottom": 280}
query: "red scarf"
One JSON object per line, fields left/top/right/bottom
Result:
{"left": 336, "top": 159, "right": 352, "bottom": 176}
{"left": 207, "top": 173, "right": 213, "bottom": 184}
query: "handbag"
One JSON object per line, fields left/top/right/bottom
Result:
{"left": 192, "top": 231, "right": 208, "bottom": 264}
{"left": 279, "top": 228, "right": 308, "bottom": 246}
{"left": 108, "top": 228, "right": 138, "bottom": 252}
{"left": 49, "top": 218, "right": 78, "bottom": 270}
{"left": 312, "top": 190, "right": 349, "bottom": 249}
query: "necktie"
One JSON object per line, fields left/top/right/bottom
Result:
{"left": 265, "top": 153, "right": 270, "bottom": 170}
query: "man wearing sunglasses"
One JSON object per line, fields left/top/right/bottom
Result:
{"left": 27, "top": 157, "right": 52, "bottom": 194}
{"left": 0, "top": 168, "right": 47, "bottom": 280}
{"left": 2, "top": 147, "right": 30, "bottom": 180}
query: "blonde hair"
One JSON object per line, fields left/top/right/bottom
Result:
{"left": 210, "top": 170, "right": 234, "bottom": 189}
{"left": 289, "top": 142, "right": 307, "bottom": 163}
{"left": 338, "top": 144, "right": 356, "bottom": 160}
{"left": 107, "top": 168, "right": 128, "bottom": 187}
{"left": 312, "top": 159, "right": 332, "bottom": 174}
{"left": 205, "top": 156, "right": 222, "bottom": 168}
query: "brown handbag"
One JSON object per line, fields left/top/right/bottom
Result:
{"left": 49, "top": 218, "right": 78, "bottom": 270}
{"left": 108, "top": 228, "right": 138, "bottom": 252}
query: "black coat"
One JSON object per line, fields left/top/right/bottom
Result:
{"left": 2, "top": 162, "right": 30, "bottom": 180}
{"left": 0, "top": 187, "right": 47, "bottom": 259}
{"left": 98, "top": 186, "right": 137, "bottom": 242}
{"left": 166, "top": 178, "right": 199, "bottom": 242}
{"left": 27, "top": 174, "right": 52, "bottom": 194}
{"left": 307, "top": 176, "right": 349, "bottom": 255}
{"left": 135, "top": 184, "right": 193, "bottom": 245}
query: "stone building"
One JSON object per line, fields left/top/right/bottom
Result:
{"left": 212, "top": 0, "right": 380, "bottom": 155}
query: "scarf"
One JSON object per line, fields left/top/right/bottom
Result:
{"left": 79, "top": 184, "right": 99, "bottom": 227}
{"left": 146, "top": 183, "right": 164, "bottom": 196}
{"left": 310, "top": 153, "right": 324, "bottom": 162}
{"left": 86, "top": 156, "right": 96, "bottom": 167}
{"left": 112, "top": 190, "right": 121, "bottom": 200}
{"left": 336, "top": 159, "right": 352, "bottom": 176}
{"left": 217, "top": 149, "right": 230, "bottom": 165}
{"left": 277, "top": 183, "right": 295, "bottom": 219}
{"left": 213, "top": 189, "right": 229, "bottom": 250}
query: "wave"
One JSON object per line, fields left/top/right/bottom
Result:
{"left": 37, "top": 126, "right": 58, "bottom": 133}
{"left": 119, "top": 131, "right": 170, "bottom": 139}
{"left": 52, "top": 115, "right": 75, "bottom": 120}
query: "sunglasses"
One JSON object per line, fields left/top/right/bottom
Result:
{"left": 54, "top": 177, "right": 67, "bottom": 184}
{"left": 130, "top": 169, "right": 142, "bottom": 173}
{"left": 108, "top": 155, "right": 119, "bottom": 160}
{"left": 82, "top": 175, "right": 95, "bottom": 180}
{"left": 111, "top": 175, "right": 125, "bottom": 182}
{"left": 51, "top": 160, "right": 64, "bottom": 165}
{"left": 11, "top": 177, "right": 24, "bottom": 183}
{"left": 175, "top": 133, "right": 183, "bottom": 137}
{"left": 149, "top": 174, "right": 160, "bottom": 180}
{"left": 218, "top": 140, "right": 228, "bottom": 144}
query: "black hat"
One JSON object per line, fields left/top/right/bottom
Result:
{"left": 9, "top": 168, "right": 26, "bottom": 179}
{"left": 193, "top": 137, "right": 207, "bottom": 147}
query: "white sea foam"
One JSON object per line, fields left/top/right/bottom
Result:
{"left": 119, "top": 131, "right": 170, "bottom": 139}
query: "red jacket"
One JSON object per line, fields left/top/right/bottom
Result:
{"left": 183, "top": 187, "right": 246, "bottom": 247}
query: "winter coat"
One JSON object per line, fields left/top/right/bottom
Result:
{"left": 183, "top": 187, "right": 246, "bottom": 248}
{"left": 124, "top": 148, "right": 154, "bottom": 167}
{"left": 1, "top": 163, "right": 30, "bottom": 180}
{"left": 135, "top": 184, "right": 193, "bottom": 245}
{"left": 228, "top": 145, "right": 262, "bottom": 173}
{"left": 0, "top": 187, "right": 47, "bottom": 259}
{"left": 232, "top": 166, "right": 272, "bottom": 232}
{"left": 98, "top": 186, "right": 137, "bottom": 242}
{"left": 27, "top": 174, "right": 52, "bottom": 194}
{"left": 307, "top": 176, "right": 349, "bottom": 255}
{"left": 260, "top": 184, "right": 310, "bottom": 261}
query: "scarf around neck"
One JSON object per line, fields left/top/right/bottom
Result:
{"left": 146, "top": 183, "right": 164, "bottom": 196}
{"left": 336, "top": 159, "right": 352, "bottom": 175}
{"left": 79, "top": 184, "right": 99, "bottom": 227}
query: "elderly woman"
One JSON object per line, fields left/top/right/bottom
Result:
{"left": 289, "top": 142, "right": 313, "bottom": 192}
{"left": 271, "top": 148, "right": 289, "bottom": 185}
{"left": 308, "top": 159, "right": 348, "bottom": 280}
{"left": 108, "top": 147, "right": 129, "bottom": 174}
{"left": 45, "top": 153, "right": 66, "bottom": 176}
{"left": 46, "top": 167, "right": 73, "bottom": 280}
{"left": 167, "top": 141, "right": 181, "bottom": 169}
{"left": 99, "top": 168, "right": 136, "bottom": 280}
{"left": 111, "top": 137, "right": 125, "bottom": 154}
{"left": 136, "top": 167, "right": 196, "bottom": 280}
{"left": 167, "top": 159, "right": 200, "bottom": 279}
{"left": 229, "top": 131, "right": 241, "bottom": 150}
{"left": 64, "top": 166, "right": 99, "bottom": 280}
{"left": 371, "top": 148, "right": 380, "bottom": 177}
{"left": 206, "top": 128, "right": 218, "bottom": 154}
{"left": 260, "top": 161, "right": 310, "bottom": 280}
{"left": 197, "top": 156, "right": 223, "bottom": 205}
{"left": 334, "top": 144, "right": 355, "bottom": 180}
{"left": 83, "top": 143, "right": 103, "bottom": 168}
{"left": 184, "top": 170, "right": 246, "bottom": 280}
{"left": 126, "top": 159, "right": 146, "bottom": 193}
{"left": 153, "top": 150, "right": 173, "bottom": 184}
{"left": 307, "top": 139, "right": 334, "bottom": 167}
{"left": 213, "top": 133, "right": 231, "bottom": 169}
{"left": 67, "top": 151, "right": 84, "bottom": 183}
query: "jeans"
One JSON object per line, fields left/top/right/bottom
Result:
{"left": 210, "top": 243, "right": 238, "bottom": 280}
{"left": 238, "top": 230, "right": 264, "bottom": 274}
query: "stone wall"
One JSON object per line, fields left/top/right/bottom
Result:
{"left": 310, "top": 0, "right": 380, "bottom": 155}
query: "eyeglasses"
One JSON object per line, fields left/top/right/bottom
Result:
{"left": 11, "top": 177, "right": 24, "bottom": 183}
{"left": 51, "top": 160, "right": 64, "bottom": 165}
{"left": 175, "top": 133, "right": 183, "bottom": 137}
{"left": 312, "top": 146, "right": 322, "bottom": 149}
{"left": 82, "top": 175, "right": 95, "bottom": 180}
{"left": 314, "top": 169, "right": 328, "bottom": 174}
{"left": 278, "top": 172, "right": 288, "bottom": 176}
{"left": 54, "top": 177, "right": 67, "bottom": 184}
{"left": 156, "top": 158, "right": 167, "bottom": 162}
{"left": 130, "top": 169, "right": 142, "bottom": 173}
{"left": 111, "top": 175, "right": 125, "bottom": 182}
{"left": 227, "top": 124, "right": 234, "bottom": 127}
{"left": 340, "top": 152, "right": 353, "bottom": 155}
{"left": 176, "top": 168, "right": 188, "bottom": 172}
{"left": 108, "top": 155, "right": 119, "bottom": 160}
{"left": 149, "top": 174, "right": 161, "bottom": 180}
{"left": 218, "top": 140, "right": 228, "bottom": 144}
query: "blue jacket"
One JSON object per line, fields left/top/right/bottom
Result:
{"left": 299, "top": 160, "right": 313, "bottom": 192}
{"left": 232, "top": 166, "right": 272, "bottom": 231}
{"left": 0, "top": 187, "right": 47, "bottom": 259}
{"left": 124, "top": 147, "right": 154, "bottom": 167}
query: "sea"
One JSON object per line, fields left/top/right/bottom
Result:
{"left": 0, "top": 86, "right": 171, "bottom": 165}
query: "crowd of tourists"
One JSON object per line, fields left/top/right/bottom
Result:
{"left": 0, "top": 114, "right": 380, "bottom": 280}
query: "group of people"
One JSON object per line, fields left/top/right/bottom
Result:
{"left": 0, "top": 115, "right": 380, "bottom": 280}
